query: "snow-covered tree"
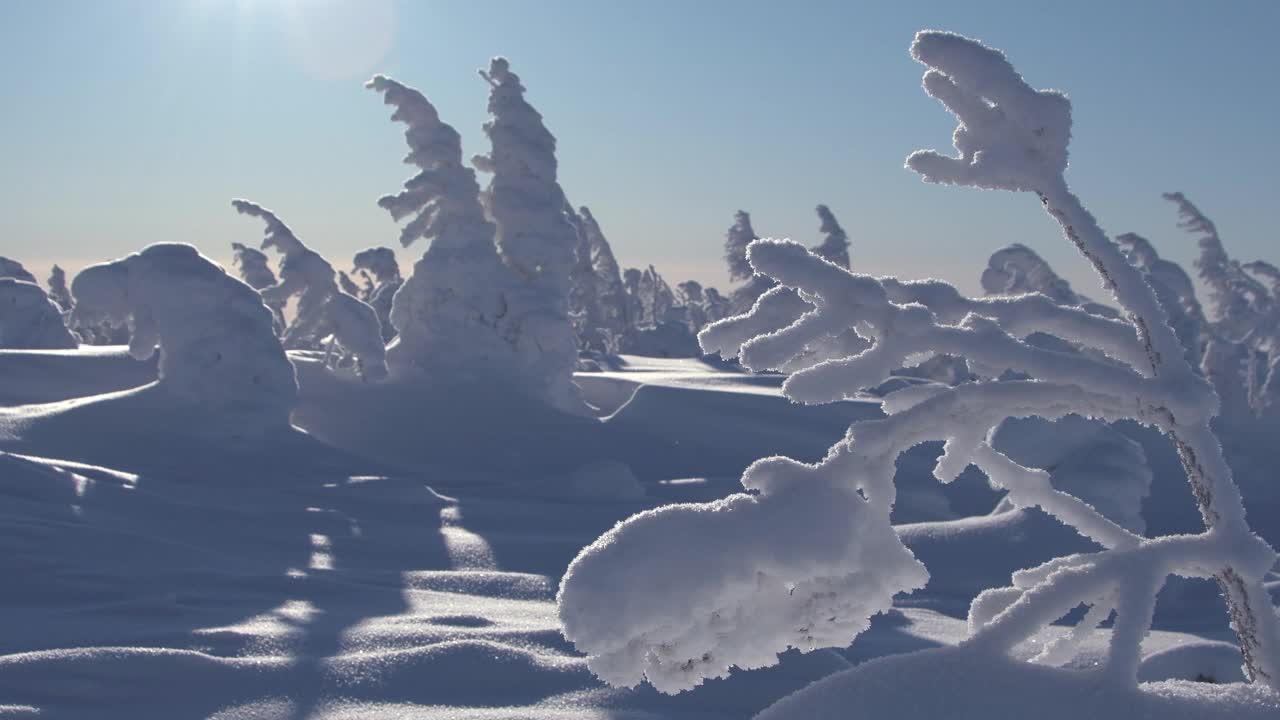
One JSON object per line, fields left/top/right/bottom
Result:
{"left": 702, "top": 287, "right": 732, "bottom": 324}
{"left": 365, "top": 73, "right": 540, "bottom": 397}
{"left": 230, "top": 241, "right": 284, "bottom": 330}
{"left": 230, "top": 241, "right": 278, "bottom": 291}
{"left": 46, "top": 265, "right": 72, "bottom": 312}
{"left": 468, "top": 57, "right": 584, "bottom": 410}
{"left": 676, "top": 280, "right": 708, "bottom": 332}
{"left": 724, "top": 210, "right": 774, "bottom": 313}
{"left": 1168, "top": 192, "right": 1271, "bottom": 342}
{"left": 566, "top": 204, "right": 610, "bottom": 352}
{"left": 0, "top": 256, "right": 37, "bottom": 284}
{"left": 981, "top": 243, "right": 1078, "bottom": 305}
{"left": 69, "top": 243, "right": 296, "bottom": 430}
{"left": 560, "top": 30, "right": 1280, "bottom": 696}
{"left": 232, "top": 199, "right": 388, "bottom": 380}
{"left": 578, "top": 206, "right": 630, "bottom": 346}
{"left": 0, "top": 278, "right": 78, "bottom": 349}
{"left": 1116, "top": 232, "right": 1207, "bottom": 364}
{"left": 352, "top": 246, "right": 402, "bottom": 341}
{"left": 812, "top": 204, "right": 851, "bottom": 269}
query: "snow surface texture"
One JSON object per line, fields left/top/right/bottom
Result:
{"left": 233, "top": 199, "right": 388, "bottom": 381}
{"left": 68, "top": 243, "right": 297, "bottom": 432}
{"left": 0, "top": 278, "right": 78, "bottom": 350}
{"left": 561, "top": 29, "right": 1280, "bottom": 711}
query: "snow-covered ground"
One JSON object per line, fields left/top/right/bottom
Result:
{"left": 2, "top": 349, "right": 1275, "bottom": 718}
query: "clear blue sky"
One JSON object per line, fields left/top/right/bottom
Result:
{"left": 2, "top": 0, "right": 1277, "bottom": 300}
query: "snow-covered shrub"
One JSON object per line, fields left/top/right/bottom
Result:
{"left": 232, "top": 199, "right": 388, "bottom": 380}
{"left": 352, "top": 246, "right": 402, "bottom": 341}
{"left": 0, "top": 256, "right": 37, "bottom": 284}
{"left": 812, "top": 204, "right": 850, "bottom": 269}
{"left": 69, "top": 243, "right": 296, "bottom": 429}
{"left": 46, "top": 265, "right": 72, "bottom": 312}
{"left": 560, "top": 30, "right": 1280, "bottom": 696}
{"left": 0, "top": 278, "right": 78, "bottom": 349}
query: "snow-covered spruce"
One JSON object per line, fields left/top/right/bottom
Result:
{"left": 365, "top": 74, "right": 537, "bottom": 391}
{"left": 0, "top": 278, "right": 78, "bottom": 349}
{"left": 1167, "top": 192, "right": 1271, "bottom": 342}
{"left": 232, "top": 199, "right": 388, "bottom": 381}
{"left": 230, "top": 241, "right": 285, "bottom": 330}
{"left": 471, "top": 58, "right": 584, "bottom": 411}
{"left": 46, "top": 265, "right": 72, "bottom": 312}
{"left": 0, "top": 256, "right": 38, "bottom": 284}
{"left": 562, "top": 30, "right": 1280, "bottom": 697}
{"left": 578, "top": 206, "right": 630, "bottom": 346}
{"left": 812, "top": 204, "right": 850, "bottom": 269}
{"left": 724, "top": 210, "right": 774, "bottom": 313}
{"left": 68, "top": 243, "right": 296, "bottom": 428}
{"left": 351, "top": 246, "right": 402, "bottom": 341}
{"left": 565, "top": 204, "right": 610, "bottom": 352}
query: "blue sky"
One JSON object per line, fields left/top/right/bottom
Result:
{"left": 2, "top": 0, "right": 1277, "bottom": 299}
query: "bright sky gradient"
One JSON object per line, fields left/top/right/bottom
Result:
{"left": 2, "top": 0, "right": 1278, "bottom": 300}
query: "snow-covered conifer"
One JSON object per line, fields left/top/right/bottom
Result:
{"left": 364, "top": 73, "right": 528, "bottom": 387}
{"left": 723, "top": 210, "right": 774, "bottom": 313}
{"left": 812, "top": 204, "right": 851, "bottom": 269}
{"left": 0, "top": 278, "right": 78, "bottom": 349}
{"left": 566, "top": 204, "right": 610, "bottom": 352}
{"left": 230, "top": 241, "right": 278, "bottom": 291}
{"left": 46, "top": 265, "right": 72, "bottom": 312}
{"left": 69, "top": 243, "right": 296, "bottom": 429}
{"left": 232, "top": 199, "right": 388, "bottom": 380}
{"left": 352, "top": 246, "right": 402, "bottom": 341}
{"left": 1166, "top": 192, "right": 1271, "bottom": 341}
{"left": 578, "top": 206, "right": 629, "bottom": 344}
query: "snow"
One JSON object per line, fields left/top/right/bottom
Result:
{"left": 0, "top": 278, "right": 78, "bottom": 350}
{"left": 5, "top": 25, "right": 1280, "bottom": 720}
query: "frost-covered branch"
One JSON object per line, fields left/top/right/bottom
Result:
{"left": 907, "top": 30, "right": 1279, "bottom": 685}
